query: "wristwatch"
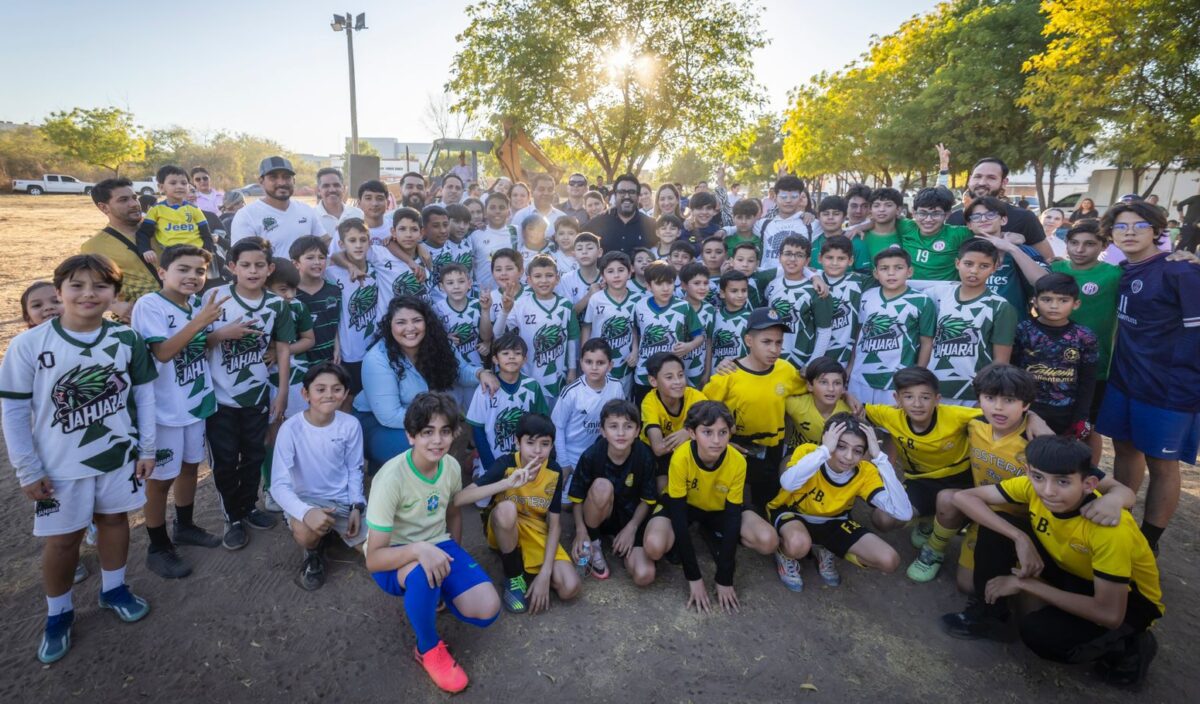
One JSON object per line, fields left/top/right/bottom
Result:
{"left": 352, "top": 502, "right": 366, "bottom": 513}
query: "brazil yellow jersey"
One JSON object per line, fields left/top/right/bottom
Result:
{"left": 640, "top": 386, "right": 706, "bottom": 445}
{"left": 968, "top": 417, "right": 1028, "bottom": 514}
{"left": 767, "top": 444, "right": 884, "bottom": 519}
{"left": 667, "top": 442, "right": 746, "bottom": 512}
{"left": 997, "top": 476, "right": 1164, "bottom": 615}
{"left": 145, "top": 202, "right": 209, "bottom": 248}
{"left": 702, "top": 360, "right": 807, "bottom": 447}
{"left": 865, "top": 403, "right": 980, "bottom": 480}
{"left": 785, "top": 393, "right": 851, "bottom": 447}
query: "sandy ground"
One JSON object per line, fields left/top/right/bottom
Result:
{"left": 0, "top": 195, "right": 1195, "bottom": 703}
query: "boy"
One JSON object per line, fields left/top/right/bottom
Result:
{"left": 708, "top": 271, "right": 753, "bottom": 373}
{"left": 569, "top": 400, "right": 659, "bottom": 584}
{"left": 630, "top": 247, "right": 653, "bottom": 299}
{"left": 941, "top": 435, "right": 1162, "bottom": 688}
{"left": 582, "top": 251, "right": 639, "bottom": 389}
{"left": 470, "top": 192, "right": 519, "bottom": 289}
{"left": 631, "top": 262, "right": 703, "bottom": 402}
{"left": 352, "top": 179, "right": 393, "bottom": 245}
{"left": 265, "top": 259, "right": 317, "bottom": 421}
{"left": 698, "top": 236, "right": 726, "bottom": 304}
{"left": 815, "top": 235, "right": 869, "bottom": 365}
{"left": 640, "top": 352, "right": 707, "bottom": 480}
{"left": 964, "top": 196, "right": 1050, "bottom": 319}
{"left": 729, "top": 241, "right": 775, "bottom": 308}
{"left": 420, "top": 204, "right": 455, "bottom": 301}
{"left": 472, "top": 414, "right": 581, "bottom": 614}
{"left": 501, "top": 254, "right": 579, "bottom": 402}
{"left": 517, "top": 214, "right": 555, "bottom": 271}
{"left": 365, "top": 392, "right": 510, "bottom": 693}
{"left": 807, "top": 195, "right": 847, "bottom": 270}
{"left": 1013, "top": 274, "right": 1098, "bottom": 436}
{"left": 764, "top": 236, "right": 831, "bottom": 370}
{"left": 723, "top": 198, "right": 762, "bottom": 257}
{"left": 434, "top": 263, "right": 493, "bottom": 410}
{"left": 444, "top": 202, "right": 476, "bottom": 274}
{"left": 668, "top": 240, "right": 695, "bottom": 272}
{"left": 270, "top": 363, "right": 366, "bottom": 591}
{"left": 552, "top": 216, "right": 580, "bottom": 273}
{"left": 853, "top": 187, "right": 905, "bottom": 274}
{"left": 289, "top": 235, "right": 342, "bottom": 366}
{"left": 467, "top": 331, "right": 550, "bottom": 479}
{"left": 205, "top": 237, "right": 296, "bottom": 550}
{"left": 847, "top": 248, "right": 936, "bottom": 405}
{"left": 679, "top": 262, "right": 717, "bottom": 387}
{"left": 130, "top": 245, "right": 224, "bottom": 580}
{"left": 654, "top": 215, "right": 683, "bottom": 260}
{"left": 785, "top": 356, "right": 852, "bottom": 448}
{"left": 756, "top": 175, "right": 812, "bottom": 271}
{"left": 683, "top": 191, "right": 722, "bottom": 251}
{"left": 769, "top": 414, "right": 912, "bottom": 591}
{"left": 0, "top": 254, "right": 157, "bottom": 663}
{"left": 900, "top": 187, "right": 974, "bottom": 284}
{"left": 485, "top": 248, "right": 525, "bottom": 327}
{"left": 326, "top": 219, "right": 385, "bottom": 398}
{"left": 926, "top": 239, "right": 1017, "bottom": 405}
{"left": 556, "top": 231, "right": 603, "bottom": 314}
{"left": 376, "top": 208, "right": 432, "bottom": 299}
{"left": 551, "top": 339, "right": 626, "bottom": 483}
{"left": 135, "top": 165, "right": 214, "bottom": 265}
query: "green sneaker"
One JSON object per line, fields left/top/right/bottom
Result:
{"left": 906, "top": 545, "right": 944, "bottom": 583}
{"left": 501, "top": 575, "right": 528, "bottom": 614}
{"left": 910, "top": 520, "right": 933, "bottom": 549}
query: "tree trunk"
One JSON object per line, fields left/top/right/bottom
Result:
{"left": 1033, "top": 159, "right": 1046, "bottom": 211}
{"left": 1047, "top": 154, "right": 1059, "bottom": 206}
{"left": 1141, "top": 161, "right": 1169, "bottom": 198}
{"left": 1108, "top": 165, "right": 1124, "bottom": 207}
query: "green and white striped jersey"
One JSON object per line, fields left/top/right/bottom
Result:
{"left": 466, "top": 374, "right": 549, "bottom": 458}
{"left": 765, "top": 275, "right": 831, "bottom": 370}
{"left": 434, "top": 297, "right": 485, "bottom": 368}
{"left": 506, "top": 293, "right": 580, "bottom": 399}
{"left": 710, "top": 304, "right": 752, "bottom": 370}
{"left": 684, "top": 300, "right": 716, "bottom": 384}
{"left": 632, "top": 296, "right": 701, "bottom": 386}
{"left": 823, "top": 272, "right": 869, "bottom": 365}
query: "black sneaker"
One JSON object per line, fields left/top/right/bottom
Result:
{"left": 244, "top": 508, "right": 278, "bottom": 531}
{"left": 222, "top": 521, "right": 249, "bottom": 550}
{"left": 940, "top": 600, "right": 1009, "bottom": 641}
{"left": 146, "top": 546, "right": 192, "bottom": 579}
{"left": 296, "top": 550, "right": 325, "bottom": 591}
{"left": 1098, "top": 631, "right": 1158, "bottom": 688}
{"left": 172, "top": 520, "right": 221, "bottom": 548}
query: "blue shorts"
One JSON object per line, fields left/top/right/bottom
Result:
{"left": 371, "top": 539, "right": 491, "bottom": 599}
{"left": 1097, "top": 385, "right": 1200, "bottom": 464}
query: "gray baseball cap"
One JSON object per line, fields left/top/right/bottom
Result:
{"left": 258, "top": 156, "right": 295, "bottom": 177}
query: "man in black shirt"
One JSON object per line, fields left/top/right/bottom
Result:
{"left": 946, "top": 157, "right": 1054, "bottom": 261}
{"left": 583, "top": 173, "right": 658, "bottom": 255}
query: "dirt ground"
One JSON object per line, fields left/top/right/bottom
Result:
{"left": 0, "top": 195, "right": 1195, "bottom": 703}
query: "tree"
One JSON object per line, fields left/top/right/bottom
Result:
{"left": 344, "top": 138, "right": 381, "bottom": 159}
{"left": 661, "top": 148, "right": 713, "bottom": 187}
{"left": 721, "top": 115, "right": 784, "bottom": 188}
{"left": 41, "top": 107, "right": 146, "bottom": 177}
{"left": 448, "top": 0, "right": 765, "bottom": 181}
{"left": 0, "top": 125, "right": 105, "bottom": 187}
{"left": 422, "top": 93, "right": 482, "bottom": 141}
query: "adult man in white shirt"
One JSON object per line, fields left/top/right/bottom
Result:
{"left": 313, "top": 167, "right": 363, "bottom": 242}
{"left": 511, "top": 172, "right": 566, "bottom": 238}
{"left": 230, "top": 156, "right": 324, "bottom": 256}
{"left": 438, "top": 173, "right": 465, "bottom": 206}
{"left": 399, "top": 171, "right": 427, "bottom": 210}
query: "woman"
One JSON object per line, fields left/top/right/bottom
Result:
{"left": 354, "top": 296, "right": 499, "bottom": 467}
{"left": 509, "top": 182, "right": 532, "bottom": 215}
{"left": 1040, "top": 207, "right": 1068, "bottom": 259}
{"left": 638, "top": 183, "right": 655, "bottom": 215}
{"left": 1069, "top": 197, "right": 1100, "bottom": 222}
{"left": 653, "top": 183, "right": 683, "bottom": 219}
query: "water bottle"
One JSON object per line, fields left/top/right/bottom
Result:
{"left": 576, "top": 540, "right": 591, "bottom": 576}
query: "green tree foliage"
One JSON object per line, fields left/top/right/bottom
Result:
{"left": 41, "top": 107, "right": 146, "bottom": 177}
{"left": 344, "top": 139, "right": 381, "bottom": 158}
{"left": 661, "top": 148, "right": 713, "bottom": 187}
{"left": 449, "top": 0, "right": 765, "bottom": 181}
{"left": 720, "top": 116, "right": 784, "bottom": 188}
{"left": 0, "top": 125, "right": 107, "bottom": 186}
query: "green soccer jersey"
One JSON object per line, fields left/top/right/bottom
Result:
{"left": 684, "top": 300, "right": 716, "bottom": 384}
{"left": 633, "top": 296, "right": 702, "bottom": 386}
{"left": 506, "top": 293, "right": 580, "bottom": 399}
{"left": 294, "top": 280, "right": 342, "bottom": 364}
{"left": 765, "top": 275, "right": 831, "bottom": 370}
{"left": 269, "top": 299, "right": 314, "bottom": 391}
{"left": 898, "top": 219, "right": 974, "bottom": 282}
{"left": 583, "top": 289, "right": 638, "bottom": 381}
{"left": 724, "top": 232, "right": 761, "bottom": 257}
{"left": 851, "top": 287, "right": 937, "bottom": 391}
{"left": 927, "top": 284, "right": 1017, "bottom": 401}
{"left": 854, "top": 230, "right": 903, "bottom": 273}
{"left": 710, "top": 304, "right": 751, "bottom": 369}
{"left": 1051, "top": 260, "right": 1121, "bottom": 379}
{"left": 131, "top": 292, "right": 216, "bottom": 426}
{"left": 207, "top": 285, "right": 297, "bottom": 408}
{"left": 823, "top": 271, "right": 869, "bottom": 365}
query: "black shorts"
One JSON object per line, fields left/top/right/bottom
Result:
{"left": 342, "top": 360, "right": 364, "bottom": 395}
{"left": 1089, "top": 379, "right": 1108, "bottom": 425}
{"left": 906, "top": 471, "right": 973, "bottom": 517}
{"left": 771, "top": 512, "right": 869, "bottom": 559}
{"left": 595, "top": 503, "right": 650, "bottom": 548}
{"left": 1032, "top": 403, "right": 1074, "bottom": 435}
{"left": 651, "top": 497, "right": 727, "bottom": 537}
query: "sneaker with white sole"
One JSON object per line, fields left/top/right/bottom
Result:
{"left": 38, "top": 610, "right": 74, "bottom": 664}
{"left": 906, "top": 545, "right": 944, "bottom": 583}
{"left": 244, "top": 508, "right": 278, "bottom": 530}
{"left": 263, "top": 491, "right": 283, "bottom": 514}
{"left": 774, "top": 550, "right": 804, "bottom": 592}
{"left": 910, "top": 520, "right": 933, "bottom": 549}
{"left": 813, "top": 546, "right": 841, "bottom": 587}
{"left": 589, "top": 538, "right": 610, "bottom": 579}
{"left": 98, "top": 584, "right": 150, "bottom": 623}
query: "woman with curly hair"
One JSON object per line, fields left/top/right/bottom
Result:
{"left": 353, "top": 296, "right": 500, "bottom": 468}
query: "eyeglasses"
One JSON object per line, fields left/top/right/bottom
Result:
{"left": 194, "top": 175, "right": 209, "bottom": 181}
{"left": 780, "top": 251, "right": 806, "bottom": 259}
{"left": 615, "top": 189, "right": 638, "bottom": 196}
{"left": 967, "top": 211, "right": 1000, "bottom": 223}
{"left": 914, "top": 210, "right": 946, "bottom": 220}
{"left": 568, "top": 179, "right": 587, "bottom": 186}
{"left": 1110, "top": 222, "right": 1155, "bottom": 233}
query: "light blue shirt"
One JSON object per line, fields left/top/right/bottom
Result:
{"left": 352, "top": 341, "right": 479, "bottom": 427}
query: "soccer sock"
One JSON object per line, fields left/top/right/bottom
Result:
{"left": 402, "top": 566, "right": 441, "bottom": 654}
{"left": 926, "top": 520, "right": 957, "bottom": 555}
{"left": 146, "top": 524, "right": 173, "bottom": 552}
{"left": 443, "top": 596, "right": 498, "bottom": 629}
{"left": 176, "top": 503, "right": 195, "bottom": 527}
{"left": 1140, "top": 521, "right": 1164, "bottom": 550}
{"left": 46, "top": 590, "right": 73, "bottom": 616}
{"left": 843, "top": 553, "right": 865, "bottom": 569}
{"left": 100, "top": 565, "right": 126, "bottom": 593}
{"left": 499, "top": 546, "right": 524, "bottom": 579}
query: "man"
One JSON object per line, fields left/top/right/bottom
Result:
{"left": 230, "top": 156, "right": 324, "bottom": 256}
{"left": 450, "top": 152, "right": 473, "bottom": 184}
{"left": 582, "top": 173, "right": 658, "bottom": 255}
{"left": 314, "top": 167, "right": 364, "bottom": 241}
{"left": 190, "top": 167, "right": 223, "bottom": 214}
{"left": 559, "top": 172, "right": 590, "bottom": 223}
{"left": 946, "top": 157, "right": 1054, "bottom": 261}
{"left": 439, "top": 173, "right": 465, "bottom": 206}
{"left": 80, "top": 178, "right": 161, "bottom": 320}
{"left": 511, "top": 173, "right": 566, "bottom": 237}
{"left": 399, "top": 171, "right": 427, "bottom": 210}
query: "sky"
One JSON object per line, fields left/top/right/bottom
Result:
{"left": 0, "top": 0, "right": 938, "bottom": 156}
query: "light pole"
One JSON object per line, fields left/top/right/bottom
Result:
{"left": 331, "top": 12, "right": 367, "bottom": 155}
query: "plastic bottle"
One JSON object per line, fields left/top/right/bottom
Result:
{"left": 576, "top": 540, "right": 591, "bottom": 576}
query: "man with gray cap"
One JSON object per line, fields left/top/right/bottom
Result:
{"left": 230, "top": 156, "right": 324, "bottom": 255}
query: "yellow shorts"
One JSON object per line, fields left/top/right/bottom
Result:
{"left": 486, "top": 515, "right": 570, "bottom": 574}
{"left": 958, "top": 523, "right": 978, "bottom": 570}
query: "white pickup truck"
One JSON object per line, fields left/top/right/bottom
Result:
{"left": 12, "top": 174, "right": 96, "bottom": 195}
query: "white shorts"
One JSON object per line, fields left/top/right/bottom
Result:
{"left": 33, "top": 467, "right": 147, "bottom": 537}
{"left": 154, "top": 422, "right": 207, "bottom": 481}
{"left": 847, "top": 377, "right": 896, "bottom": 407}
{"left": 284, "top": 497, "right": 368, "bottom": 547}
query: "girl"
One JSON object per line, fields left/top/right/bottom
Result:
{"left": 639, "top": 183, "right": 655, "bottom": 215}
{"left": 20, "top": 281, "right": 61, "bottom": 327}
{"left": 1069, "top": 197, "right": 1099, "bottom": 222}
{"left": 463, "top": 197, "right": 485, "bottom": 233}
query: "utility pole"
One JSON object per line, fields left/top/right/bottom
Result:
{"left": 332, "top": 12, "right": 367, "bottom": 155}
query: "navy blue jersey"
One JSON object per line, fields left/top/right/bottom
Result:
{"left": 1111, "top": 253, "right": 1200, "bottom": 412}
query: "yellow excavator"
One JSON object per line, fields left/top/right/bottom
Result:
{"left": 494, "top": 118, "right": 564, "bottom": 185}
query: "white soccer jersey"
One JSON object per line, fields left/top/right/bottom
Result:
{"left": 327, "top": 263, "right": 385, "bottom": 364}
{"left": 434, "top": 297, "right": 484, "bottom": 368}
{"left": 583, "top": 289, "right": 639, "bottom": 382}
{"left": 505, "top": 293, "right": 580, "bottom": 398}
{"left": 556, "top": 268, "right": 601, "bottom": 307}
{"left": 851, "top": 286, "right": 937, "bottom": 392}
{"left": 824, "top": 272, "right": 869, "bottom": 365}
{"left": 206, "top": 285, "right": 296, "bottom": 408}
{"left": 371, "top": 246, "right": 432, "bottom": 300}
{"left": 0, "top": 319, "right": 157, "bottom": 480}
{"left": 131, "top": 292, "right": 216, "bottom": 426}
{"left": 466, "top": 374, "right": 548, "bottom": 459}
{"left": 764, "top": 275, "right": 818, "bottom": 367}
{"left": 684, "top": 301, "right": 716, "bottom": 383}
{"left": 632, "top": 296, "right": 701, "bottom": 386}
{"left": 755, "top": 212, "right": 813, "bottom": 271}
{"left": 710, "top": 305, "right": 751, "bottom": 370}
{"left": 518, "top": 242, "right": 556, "bottom": 282}
{"left": 470, "top": 225, "right": 522, "bottom": 288}
{"left": 554, "top": 249, "right": 579, "bottom": 274}
{"left": 551, "top": 377, "right": 627, "bottom": 467}
{"left": 927, "top": 283, "right": 1018, "bottom": 401}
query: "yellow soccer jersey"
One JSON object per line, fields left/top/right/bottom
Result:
{"left": 702, "top": 360, "right": 807, "bottom": 447}
{"left": 485, "top": 452, "right": 563, "bottom": 525}
{"left": 968, "top": 417, "right": 1028, "bottom": 514}
{"left": 145, "top": 202, "right": 208, "bottom": 248}
{"left": 640, "top": 387, "right": 706, "bottom": 445}
{"left": 997, "top": 476, "right": 1164, "bottom": 615}
{"left": 767, "top": 444, "right": 884, "bottom": 519}
{"left": 667, "top": 442, "right": 746, "bottom": 512}
{"left": 865, "top": 403, "right": 981, "bottom": 480}
{"left": 785, "top": 394, "right": 851, "bottom": 447}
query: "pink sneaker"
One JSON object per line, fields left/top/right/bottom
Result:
{"left": 414, "top": 640, "right": 469, "bottom": 693}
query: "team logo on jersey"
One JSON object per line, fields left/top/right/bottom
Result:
{"left": 432, "top": 250, "right": 454, "bottom": 277}
{"left": 601, "top": 316, "right": 632, "bottom": 353}
{"left": 933, "top": 316, "right": 981, "bottom": 358}
{"left": 712, "top": 329, "right": 740, "bottom": 361}
{"left": 859, "top": 313, "right": 902, "bottom": 353}
{"left": 450, "top": 322, "right": 477, "bottom": 357}
{"left": 639, "top": 323, "right": 673, "bottom": 360}
{"left": 533, "top": 324, "right": 566, "bottom": 369}
{"left": 1063, "top": 348, "right": 1080, "bottom": 362}
{"left": 393, "top": 271, "right": 424, "bottom": 297}
{"left": 770, "top": 298, "right": 796, "bottom": 326}
{"left": 766, "top": 230, "right": 799, "bottom": 258}
{"left": 932, "top": 240, "right": 947, "bottom": 252}
{"left": 155, "top": 448, "right": 175, "bottom": 467}
{"left": 494, "top": 407, "right": 524, "bottom": 452}
{"left": 454, "top": 251, "right": 474, "bottom": 268}
{"left": 35, "top": 497, "right": 61, "bottom": 518}
{"left": 50, "top": 364, "right": 128, "bottom": 433}
{"left": 1081, "top": 282, "right": 1099, "bottom": 295}
{"left": 262, "top": 217, "right": 278, "bottom": 232}
{"left": 830, "top": 299, "right": 852, "bottom": 330}
{"left": 175, "top": 334, "right": 207, "bottom": 385}
{"left": 348, "top": 285, "right": 380, "bottom": 332}
{"left": 221, "top": 331, "right": 266, "bottom": 374}
{"left": 426, "top": 493, "right": 441, "bottom": 513}
{"left": 1131, "top": 279, "right": 1143, "bottom": 294}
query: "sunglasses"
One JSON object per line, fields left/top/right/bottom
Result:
{"left": 568, "top": 179, "right": 587, "bottom": 186}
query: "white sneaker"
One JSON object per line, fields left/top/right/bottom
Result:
{"left": 473, "top": 464, "right": 490, "bottom": 509}
{"left": 263, "top": 492, "right": 283, "bottom": 514}
{"left": 813, "top": 546, "right": 841, "bottom": 587}
{"left": 775, "top": 551, "right": 804, "bottom": 592}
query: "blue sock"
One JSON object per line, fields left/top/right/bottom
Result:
{"left": 443, "top": 593, "right": 499, "bottom": 629}
{"left": 402, "top": 567, "right": 440, "bottom": 654}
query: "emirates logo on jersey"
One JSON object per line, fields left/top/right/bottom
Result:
{"left": 51, "top": 363, "right": 128, "bottom": 433}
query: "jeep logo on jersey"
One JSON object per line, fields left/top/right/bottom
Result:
{"left": 859, "top": 313, "right": 902, "bottom": 353}
{"left": 221, "top": 332, "right": 266, "bottom": 374}
{"left": 348, "top": 284, "right": 379, "bottom": 332}
{"left": 933, "top": 316, "right": 981, "bottom": 357}
{"left": 450, "top": 322, "right": 477, "bottom": 356}
{"left": 51, "top": 363, "right": 128, "bottom": 433}
{"left": 600, "top": 316, "right": 631, "bottom": 353}
{"left": 712, "top": 329, "right": 739, "bottom": 359}
{"left": 392, "top": 271, "right": 423, "bottom": 297}
{"left": 155, "top": 448, "right": 175, "bottom": 467}
{"left": 175, "top": 334, "right": 207, "bottom": 385}
{"left": 494, "top": 407, "right": 524, "bottom": 452}
{"left": 533, "top": 324, "right": 565, "bottom": 368}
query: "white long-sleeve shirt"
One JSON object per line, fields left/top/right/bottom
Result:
{"left": 778, "top": 444, "right": 913, "bottom": 523}
{"left": 269, "top": 410, "right": 365, "bottom": 520}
